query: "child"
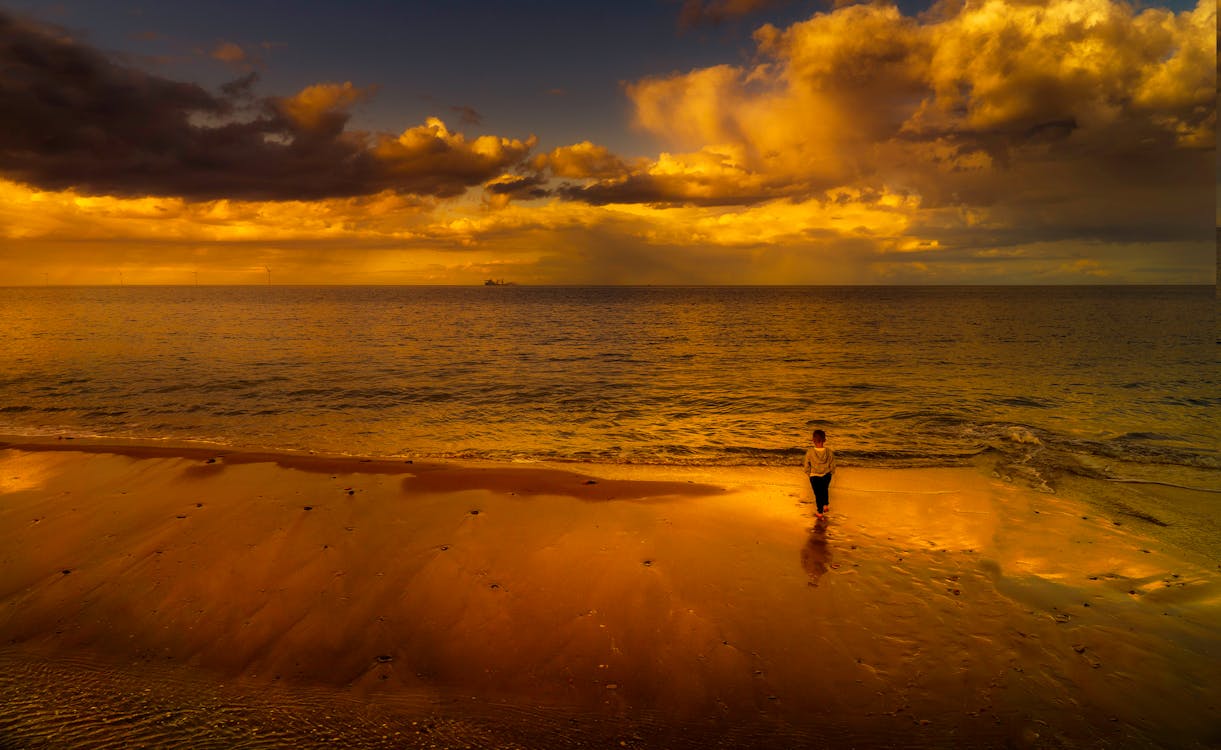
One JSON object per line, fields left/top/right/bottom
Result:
{"left": 802, "top": 429, "right": 836, "bottom": 518}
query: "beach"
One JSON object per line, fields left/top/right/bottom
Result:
{"left": 1, "top": 439, "right": 1217, "bottom": 748}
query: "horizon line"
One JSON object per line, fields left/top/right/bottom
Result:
{"left": 5, "top": 282, "right": 1214, "bottom": 289}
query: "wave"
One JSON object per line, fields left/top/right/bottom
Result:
{"left": 2, "top": 410, "right": 1215, "bottom": 478}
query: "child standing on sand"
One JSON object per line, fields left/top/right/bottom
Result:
{"left": 802, "top": 429, "right": 835, "bottom": 518}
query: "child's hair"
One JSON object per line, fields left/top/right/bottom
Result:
{"left": 812, "top": 429, "right": 826, "bottom": 441}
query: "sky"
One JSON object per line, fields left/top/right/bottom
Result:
{"left": 0, "top": 0, "right": 1215, "bottom": 285}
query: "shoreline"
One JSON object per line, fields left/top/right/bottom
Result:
{"left": 2, "top": 440, "right": 1218, "bottom": 747}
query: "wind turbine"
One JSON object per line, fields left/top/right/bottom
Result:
{"left": 264, "top": 266, "right": 271, "bottom": 285}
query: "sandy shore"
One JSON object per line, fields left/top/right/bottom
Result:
{"left": 1, "top": 438, "right": 1218, "bottom": 748}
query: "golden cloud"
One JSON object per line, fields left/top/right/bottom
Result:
{"left": 275, "top": 82, "right": 371, "bottom": 134}
{"left": 552, "top": 0, "right": 1214, "bottom": 262}
{"left": 907, "top": 0, "right": 1216, "bottom": 147}
{"left": 532, "top": 141, "right": 630, "bottom": 179}
{"left": 2, "top": 172, "right": 1210, "bottom": 286}
{"left": 370, "top": 118, "right": 537, "bottom": 197}
{"left": 0, "top": 178, "right": 439, "bottom": 245}
{"left": 1, "top": 1, "right": 1214, "bottom": 286}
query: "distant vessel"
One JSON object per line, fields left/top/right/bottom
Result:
{"left": 483, "top": 279, "right": 516, "bottom": 286}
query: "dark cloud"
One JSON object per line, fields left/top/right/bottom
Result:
{"left": 219, "top": 71, "right": 260, "bottom": 101}
{"left": 559, "top": 173, "right": 774, "bottom": 207}
{"left": 450, "top": 104, "right": 482, "bottom": 126}
{"left": 677, "top": 0, "right": 791, "bottom": 29}
{"left": 0, "top": 11, "right": 533, "bottom": 201}
{"left": 486, "top": 173, "right": 551, "bottom": 200}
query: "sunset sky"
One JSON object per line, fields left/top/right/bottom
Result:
{"left": 1, "top": 0, "right": 1215, "bottom": 285}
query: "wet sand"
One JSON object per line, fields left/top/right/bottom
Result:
{"left": 1, "top": 438, "right": 1218, "bottom": 748}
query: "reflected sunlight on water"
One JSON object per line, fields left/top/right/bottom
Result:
{"left": 0, "top": 285, "right": 1215, "bottom": 488}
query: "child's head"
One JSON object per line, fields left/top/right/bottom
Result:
{"left": 812, "top": 429, "right": 826, "bottom": 444}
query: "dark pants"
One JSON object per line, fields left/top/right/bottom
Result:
{"left": 808, "top": 473, "right": 832, "bottom": 513}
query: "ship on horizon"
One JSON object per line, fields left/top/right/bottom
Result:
{"left": 483, "top": 279, "right": 516, "bottom": 286}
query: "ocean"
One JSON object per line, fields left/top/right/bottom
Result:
{"left": 1, "top": 285, "right": 1216, "bottom": 493}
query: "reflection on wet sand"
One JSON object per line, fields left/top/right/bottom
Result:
{"left": 801, "top": 516, "right": 831, "bottom": 585}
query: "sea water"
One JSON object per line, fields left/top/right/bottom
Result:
{"left": 1, "top": 285, "right": 1214, "bottom": 481}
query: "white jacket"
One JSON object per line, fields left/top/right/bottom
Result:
{"left": 803, "top": 446, "right": 836, "bottom": 477}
